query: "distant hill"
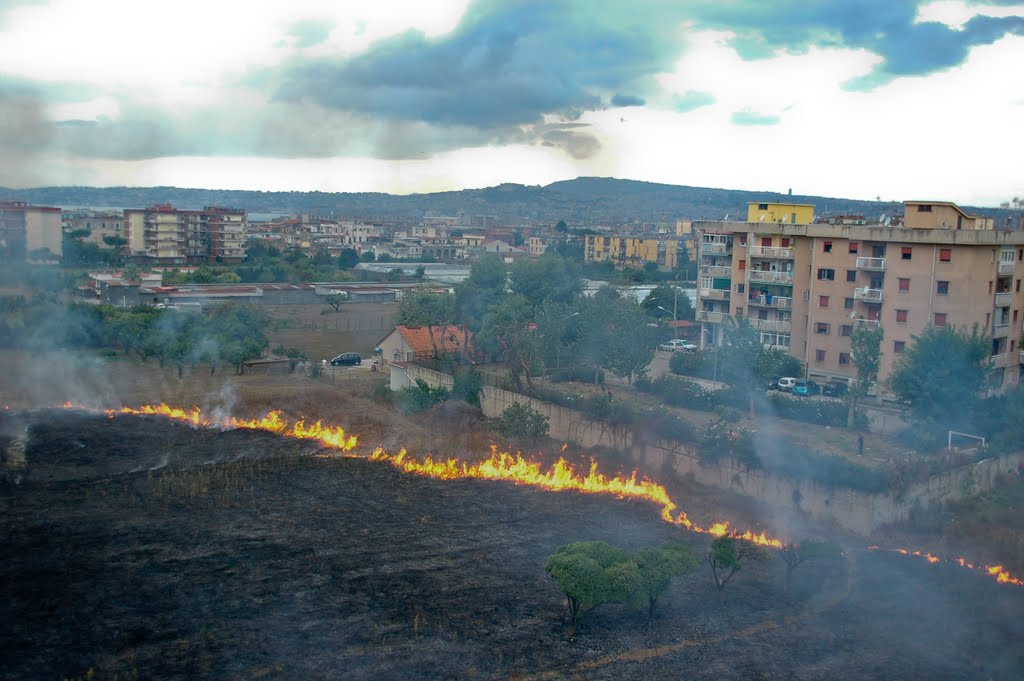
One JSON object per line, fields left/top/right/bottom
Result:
{"left": 0, "top": 177, "right": 1009, "bottom": 226}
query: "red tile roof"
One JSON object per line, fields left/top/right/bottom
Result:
{"left": 396, "top": 325, "right": 473, "bottom": 356}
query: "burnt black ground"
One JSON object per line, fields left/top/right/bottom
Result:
{"left": 1, "top": 411, "right": 1022, "bottom": 680}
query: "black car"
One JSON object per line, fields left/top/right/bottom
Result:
{"left": 822, "top": 381, "right": 848, "bottom": 398}
{"left": 330, "top": 352, "right": 362, "bottom": 366}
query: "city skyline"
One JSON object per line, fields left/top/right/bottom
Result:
{"left": 1, "top": 0, "right": 1022, "bottom": 206}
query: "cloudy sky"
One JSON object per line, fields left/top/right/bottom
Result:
{"left": 0, "top": 0, "right": 1022, "bottom": 205}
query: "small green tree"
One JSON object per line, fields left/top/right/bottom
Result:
{"left": 779, "top": 540, "right": 843, "bottom": 596}
{"left": 496, "top": 402, "right": 549, "bottom": 440}
{"left": 706, "top": 535, "right": 769, "bottom": 605}
{"left": 848, "top": 323, "right": 884, "bottom": 428}
{"left": 630, "top": 542, "right": 697, "bottom": 618}
{"left": 544, "top": 541, "right": 631, "bottom": 638}
{"left": 337, "top": 248, "right": 360, "bottom": 269}
{"left": 325, "top": 292, "right": 347, "bottom": 313}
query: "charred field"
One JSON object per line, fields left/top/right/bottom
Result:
{"left": 2, "top": 409, "right": 1023, "bottom": 681}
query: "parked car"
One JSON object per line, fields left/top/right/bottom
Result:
{"left": 776, "top": 377, "right": 798, "bottom": 392}
{"left": 793, "top": 380, "right": 820, "bottom": 397}
{"left": 330, "top": 352, "right": 362, "bottom": 366}
{"left": 822, "top": 381, "right": 848, "bottom": 398}
{"left": 658, "top": 339, "right": 698, "bottom": 352}
{"left": 767, "top": 376, "right": 780, "bottom": 390}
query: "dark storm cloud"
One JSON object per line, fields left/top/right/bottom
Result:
{"left": 611, "top": 94, "right": 646, "bottom": 107}
{"left": 691, "top": 0, "right": 1024, "bottom": 85}
{"left": 261, "top": 0, "right": 685, "bottom": 155}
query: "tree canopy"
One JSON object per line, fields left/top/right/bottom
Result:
{"left": 888, "top": 324, "right": 990, "bottom": 433}
{"left": 545, "top": 540, "right": 695, "bottom": 637}
{"left": 706, "top": 535, "right": 770, "bottom": 604}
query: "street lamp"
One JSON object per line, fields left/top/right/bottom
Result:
{"left": 657, "top": 304, "right": 678, "bottom": 341}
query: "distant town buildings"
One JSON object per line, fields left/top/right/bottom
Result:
{"left": 123, "top": 204, "right": 246, "bottom": 264}
{"left": 0, "top": 200, "right": 62, "bottom": 262}
{"left": 584, "top": 234, "right": 695, "bottom": 270}
{"left": 695, "top": 200, "right": 1024, "bottom": 391}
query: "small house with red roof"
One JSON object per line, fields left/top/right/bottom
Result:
{"left": 376, "top": 324, "right": 474, "bottom": 366}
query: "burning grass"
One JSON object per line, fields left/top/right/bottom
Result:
{"left": 2, "top": 408, "right": 1024, "bottom": 680}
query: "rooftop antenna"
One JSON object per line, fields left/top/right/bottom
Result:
{"left": 723, "top": 214, "right": 729, "bottom": 221}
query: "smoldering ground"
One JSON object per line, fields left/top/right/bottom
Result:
{"left": 1, "top": 410, "right": 1022, "bottom": 680}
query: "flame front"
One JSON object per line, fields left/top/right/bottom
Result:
{"left": 106, "top": 404, "right": 358, "bottom": 452}
{"left": 89, "top": 403, "right": 1024, "bottom": 586}
{"left": 868, "top": 547, "right": 1024, "bottom": 587}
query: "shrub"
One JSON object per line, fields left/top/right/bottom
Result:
{"left": 550, "top": 365, "right": 605, "bottom": 384}
{"left": 496, "top": 402, "right": 550, "bottom": 440}
{"left": 394, "top": 379, "right": 450, "bottom": 414}
{"left": 451, "top": 368, "right": 484, "bottom": 407}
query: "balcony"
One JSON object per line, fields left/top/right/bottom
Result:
{"left": 700, "top": 265, "right": 733, "bottom": 278}
{"left": 747, "top": 245, "right": 794, "bottom": 259}
{"left": 747, "top": 269, "right": 793, "bottom": 284}
{"left": 747, "top": 294, "right": 791, "bottom": 309}
{"left": 854, "top": 287, "right": 884, "bottom": 302}
{"left": 699, "top": 289, "right": 730, "bottom": 301}
{"left": 697, "top": 310, "right": 730, "bottom": 324}
{"left": 993, "top": 322, "right": 1010, "bottom": 338}
{"left": 990, "top": 353, "right": 1008, "bottom": 368}
{"left": 855, "top": 257, "right": 886, "bottom": 271}
{"left": 995, "top": 292, "right": 1013, "bottom": 307}
{"left": 999, "top": 261, "right": 1015, "bottom": 275}
{"left": 701, "top": 242, "right": 730, "bottom": 256}
{"left": 750, "top": 318, "right": 792, "bottom": 333}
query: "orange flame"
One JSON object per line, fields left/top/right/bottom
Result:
{"left": 82, "top": 403, "right": 1024, "bottom": 586}
{"left": 366, "top": 445, "right": 783, "bottom": 547}
{"left": 104, "top": 404, "right": 358, "bottom": 452}
{"left": 868, "top": 547, "right": 1024, "bottom": 587}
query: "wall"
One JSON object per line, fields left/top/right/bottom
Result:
{"left": 404, "top": 364, "right": 1024, "bottom": 536}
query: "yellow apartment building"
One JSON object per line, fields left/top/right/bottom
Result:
{"left": 584, "top": 235, "right": 692, "bottom": 269}
{"left": 696, "top": 201, "right": 1024, "bottom": 392}
{"left": 746, "top": 202, "right": 816, "bottom": 225}
{"left": 0, "top": 201, "right": 62, "bottom": 262}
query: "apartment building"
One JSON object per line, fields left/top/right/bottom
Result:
{"left": 696, "top": 200, "right": 1024, "bottom": 391}
{"left": 0, "top": 200, "right": 62, "bottom": 262}
{"left": 62, "top": 209, "right": 126, "bottom": 247}
{"left": 584, "top": 235, "right": 693, "bottom": 270}
{"left": 124, "top": 204, "right": 246, "bottom": 264}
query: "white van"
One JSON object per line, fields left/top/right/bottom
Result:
{"left": 776, "top": 377, "right": 798, "bottom": 392}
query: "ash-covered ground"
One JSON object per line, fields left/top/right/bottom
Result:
{"left": 1, "top": 410, "right": 1022, "bottom": 680}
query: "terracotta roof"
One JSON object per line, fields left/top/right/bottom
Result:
{"left": 396, "top": 325, "right": 472, "bottom": 356}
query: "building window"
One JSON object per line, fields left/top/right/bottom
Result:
{"left": 736, "top": 283, "right": 745, "bottom": 294}
{"left": 761, "top": 237, "right": 772, "bottom": 247}
{"left": 815, "top": 322, "right": 830, "bottom": 334}
{"left": 839, "top": 352, "right": 850, "bottom": 365}
{"left": 934, "top": 313, "right": 947, "bottom": 326}
{"left": 939, "top": 248, "right": 951, "bottom": 262}
{"left": 844, "top": 297, "right": 854, "bottom": 309}
{"left": 781, "top": 238, "right": 790, "bottom": 247}
{"left": 819, "top": 295, "right": 830, "bottom": 307}
{"left": 816, "top": 349, "right": 826, "bottom": 362}
{"left": 1014, "top": 309, "right": 1019, "bottom": 323}
{"left": 823, "top": 241, "right": 833, "bottom": 253}
{"left": 738, "top": 235, "right": 747, "bottom": 246}
{"left": 1012, "top": 340, "right": 1017, "bottom": 353}
{"left": 1017, "top": 279, "right": 1021, "bottom": 293}
{"left": 846, "top": 270, "right": 857, "bottom": 282}
{"left": 849, "top": 242, "right": 859, "bottom": 254}
{"left": 817, "top": 268, "right": 835, "bottom": 280}
{"left": 937, "top": 280, "right": 949, "bottom": 295}
{"left": 896, "top": 309, "right": 908, "bottom": 323}
{"left": 738, "top": 259, "right": 746, "bottom": 270}
{"left": 758, "top": 203, "right": 768, "bottom": 210}
{"left": 894, "top": 340, "right": 906, "bottom": 353}
{"left": 901, "top": 247, "right": 912, "bottom": 260}
{"left": 898, "top": 277, "right": 910, "bottom": 292}
{"left": 917, "top": 205, "right": 932, "bottom": 212}
{"left": 841, "top": 325, "right": 853, "bottom": 337}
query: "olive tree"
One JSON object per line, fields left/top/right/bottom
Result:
{"left": 780, "top": 539, "right": 843, "bottom": 596}
{"left": 706, "top": 535, "right": 769, "bottom": 605}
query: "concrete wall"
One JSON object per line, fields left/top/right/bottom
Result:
{"left": 405, "top": 364, "right": 1024, "bottom": 535}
